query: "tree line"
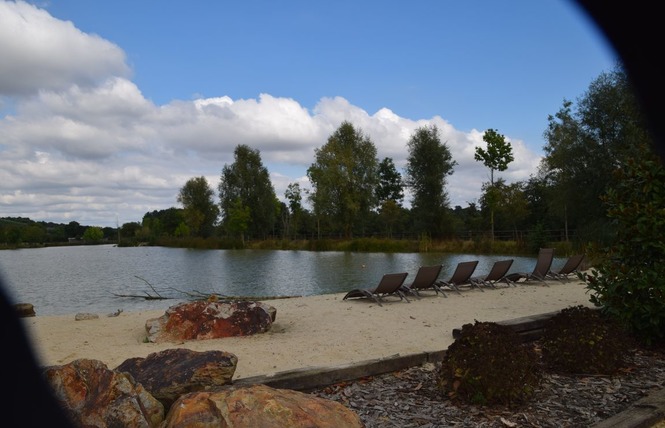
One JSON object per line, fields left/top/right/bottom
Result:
{"left": 1, "top": 63, "right": 659, "bottom": 253}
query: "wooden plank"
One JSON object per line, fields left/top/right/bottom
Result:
{"left": 591, "top": 388, "right": 665, "bottom": 428}
{"left": 234, "top": 350, "right": 446, "bottom": 392}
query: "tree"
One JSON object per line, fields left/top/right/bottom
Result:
{"left": 307, "top": 121, "right": 378, "bottom": 237}
{"left": 64, "top": 221, "right": 83, "bottom": 239}
{"left": 82, "top": 226, "right": 104, "bottom": 243}
{"left": 119, "top": 222, "right": 141, "bottom": 243}
{"left": 284, "top": 182, "right": 304, "bottom": 239}
{"left": 142, "top": 208, "right": 185, "bottom": 238}
{"left": 474, "top": 128, "right": 514, "bottom": 240}
{"left": 376, "top": 157, "right": 404, "bottom": 207}
{"left": 404, "top": 125, "right": 457, "bottom": 238}
{"left": 218, "top": 145, "right": 277, "bottom": 239}
{"left": 541, "top": 63, "right": 650, "bottom": 241}
{"left": 226, "top": 198, "right": 251, "bottom": 245}
{"left": 479, "top": 179, "right": 528, "bottom": 240}
{"left": 177, "top": 176, "right": 219, "bottom": 238}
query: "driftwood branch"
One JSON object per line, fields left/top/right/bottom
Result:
{"left": 134, "top": 275, "right": 163, "bottom": 298}
{"left": 111, "top": 276, "right": 302, "bottom": 302}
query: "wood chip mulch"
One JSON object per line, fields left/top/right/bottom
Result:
{"left": 310, "top": 345, "right": 665, "bottom": 427}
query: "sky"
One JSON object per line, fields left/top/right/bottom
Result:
{"left": 0, "top": 1, "right": 618, "bottom": 228}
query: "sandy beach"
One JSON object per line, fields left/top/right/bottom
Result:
{"left": 20, "top": 279, "right": 596, "bottom": 380}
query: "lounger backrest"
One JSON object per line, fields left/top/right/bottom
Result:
{"left": 485, "top": 259, "right": 514, "bottom": 281}
{"left": 533, "top": 248, "right": 555, "bottom": 277}
{"left": 411, "top": 265, "right": 443, "bottom": 289}
{"left": 449, "top": 260, "right": 479, "bottom": 285}
{"left": 558, "top": 254, "right": 584, "bottom": 274}
{"left": 375, "top": 272, "right": 409, "bottom": 294}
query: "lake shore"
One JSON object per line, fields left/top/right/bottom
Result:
{"left": 21, "top": 278, "right": 596, "bottom": 380}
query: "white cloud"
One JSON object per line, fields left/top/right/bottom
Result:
{"left": 0, "top": 1, "right": 130, "bottom": 95}
{"left": 0, "top": 1, "right": 544, "bottom": 227}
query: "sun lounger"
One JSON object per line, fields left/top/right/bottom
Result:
{"left": 470, "top": 259, "right": 515, "bottom": 288}
{"left": 547, "top": 254, "right": 585, "bottom": 282}
{"left": 434, "top": 260, "right": 479, "bottom": 294}
{"left": 401, "top": 265, "right": 446, "bottom": 297}
{"left": 506, "top": 248, "right": 555, "bottom": 285}
{"left": 342, "top": 272, "right": 409, "bottom": 306}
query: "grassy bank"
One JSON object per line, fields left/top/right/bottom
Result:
{"left": 123, "top": 236, "right": 584, "bottom": 258}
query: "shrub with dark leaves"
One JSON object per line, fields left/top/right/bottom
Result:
{"left": 541, "top": 305, "right": 633, "bottom": 374}
{"left": 438, "top": 321, "right": 540, "bottom": 407}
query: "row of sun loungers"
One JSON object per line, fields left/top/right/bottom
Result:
{"left": 342, "top": 249, "right": 585, "bottom": 306}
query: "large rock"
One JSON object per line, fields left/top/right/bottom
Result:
{"left": 115, "top": 348, "right": 237, "bottom": 409}
{"left": 162, "top": 384, "right": 364, "bottom": 428}
{"left": 145, "top": 300, "right": 276, "bottom": 343}
{"left": 44, "top": 358, "right": 164, "bottom": 427}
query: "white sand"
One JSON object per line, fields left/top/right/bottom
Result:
{"left": 21, "top": 279, "right": 595, "bottom": 380}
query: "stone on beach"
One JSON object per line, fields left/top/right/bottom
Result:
{"left": 115, "top": 348, "right": 238, "bottom": 409}
{"left": 145, "top": 300, "right": 277, "bottom": 343}
{"left": 163, "top": 384, "right": 364, "bottom": 428}
{"left": 44, "top": 358, "right": 164, "bottom": 427}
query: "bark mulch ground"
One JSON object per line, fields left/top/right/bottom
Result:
{"left": 311, "top": 344, "right": 665, "bottom": 427}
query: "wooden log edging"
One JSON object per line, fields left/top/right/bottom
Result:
{"left": 590, "top": 388, "right": 665, "bottom": 428}
{"left": 234, "top": 349, "right": 446, "bottom": 392}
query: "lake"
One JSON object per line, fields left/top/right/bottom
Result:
{"left": 0, "top": 245, "right": 564, "bottom": 316}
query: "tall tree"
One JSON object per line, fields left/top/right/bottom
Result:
{"left": 375, "top": 157, "right": 404, "bottom": 238}
{"left": 404, "top": 125, "right": 457, "bottom": 238}
{"left": 474, "top": 128, "right": 514, "bottom": 239}
{"left": 376, "top": 157, "right": 404, "bottom": 206}
{"left": 218, "top": 145, "right": 277, "bottom": 239}
{"left": 177, "top": 176, "right": 219, "bottom": 237}
{"left": 541, "top": 63, "right": 650, "bottom": 241}
{"left": 307, "top": 121, "right": 378, "bottom": 238}
{"left": 284, "top": 182, "right": 304, "bottom": 239}
{"left": 474, "top": 129, "right": 514, "bottom": 185}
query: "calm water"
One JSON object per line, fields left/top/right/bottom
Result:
{"left": 0, "top": 245, "right": 564, "bottom": 316}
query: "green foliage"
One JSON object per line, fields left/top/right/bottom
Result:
{"left": 174, "top": 222, "right": 190, "bottom": 238}
{"left": 142, "top": 208, "right": 185, "bottom": 238}
{"left": 226, "top": 198, "right": 251, "bottom": 244}
{"left": 177, "top": 176, "right": 219, "bottom": 238}
{"left": 82, "top": 226, "right": 104, "bottom": 243}
{"left": 376, "top": 157, "right": 404, "bottom": 205}
{"left": 584, "top": 146, "right": 665, "bottom": 344}
{"left": 541, "top": 306, "right": 632, "bottom": 374}
{"left": 438, "top": 321, "right": 540, "bottom": 407}
{"left": 526, "top": 223, "right": 548, "bottom": 254}
{"left": 541, "top": 63, "right": 651, "bottom": 234}
{"left": 474, "top": 128, "right": 514, "bottom": 185}
{"left": 284, "top": 182, "right": 303, "bottom": 239}
{"left": 307, "top": 121, "right": 379, "bottom": 238}
{"left": 219, "top": 145, "right": 277, "bottom": 239}
{"left": 405, "top": 125, "right": 457, "bottom": 238}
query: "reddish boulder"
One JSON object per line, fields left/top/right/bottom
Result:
{"left": 163, "top": 384, "right": 363, "bottom": 428}
{"left": 115, "top": 348, "right": 237, "bottom": 409}
{"left": 145, "top": 300, "right": 276, "bottom": 343}
{"left": 44, "top": 358, "right": 164, "bottom": 427}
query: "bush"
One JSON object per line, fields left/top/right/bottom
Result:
{"left": 541, "top": 306, "right": 633, "bottom": 374}
{"left": 584, "top": 146, "right": 665, "bottom": 345}
{"left": 438, "top": 321, "right": 540, "bottom": 407}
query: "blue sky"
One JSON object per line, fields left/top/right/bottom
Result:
{"left": 0, "top": 0, "right": 617, "bottom": 228}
